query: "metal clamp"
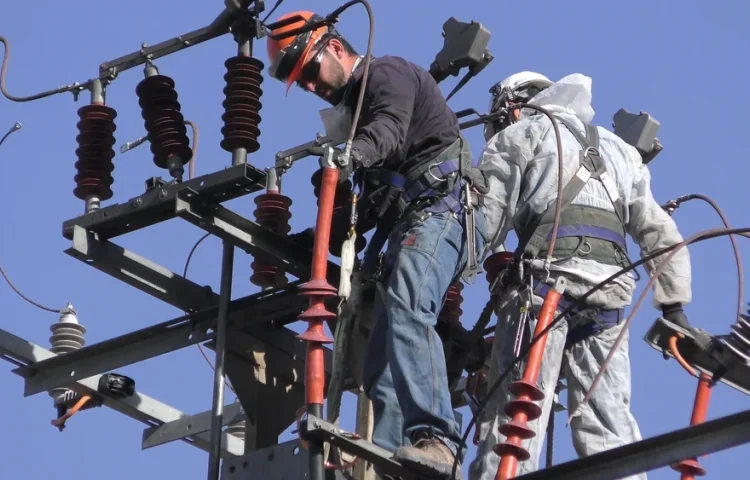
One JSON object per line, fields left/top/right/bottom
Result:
{"left": 319, "top": 146, "right": 337, "bottom": 170}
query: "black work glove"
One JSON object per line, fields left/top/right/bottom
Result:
{"left": 287, "top": 228, "right": 315, "bottom": 251}
{"left": 661, "top": 303, "right": 691, "bottom": 330}
{"left": 328, "top": 207, "right": 368, "bottom": 257}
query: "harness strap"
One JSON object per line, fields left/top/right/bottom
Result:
{"left": 514, "top": 115, "right": 624, "bottom": 261}
{"left": 551, "top": 225, "right": 626, "bottom": 250}
{"left": 360, "top": 135, "right": 488, "bottom": 276}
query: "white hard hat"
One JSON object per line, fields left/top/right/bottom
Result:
{"left": 484, "top": 71, "right": 553, "bottom": 141}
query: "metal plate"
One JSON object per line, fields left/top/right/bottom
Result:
{"left": 515, "top": 407, "right": 750, "bottom": 480}
{"left": 221, "top": 440, "right": 309, "bottom": 479}
{"left": 62, "top": 163, "right": 265, "bottom": 240}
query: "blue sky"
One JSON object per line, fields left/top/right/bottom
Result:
{"left": 1, "top": 0, "right": 749, "bottom": 479}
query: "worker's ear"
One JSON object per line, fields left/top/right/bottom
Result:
{"left": 327, "top": 38, "right": 346, "bottom": 60}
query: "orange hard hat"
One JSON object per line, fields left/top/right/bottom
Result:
{"left": 266, "top": 11, "right": 330, "bottom": 93}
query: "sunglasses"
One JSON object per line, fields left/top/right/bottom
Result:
{"left": 296, "top": 37, "right": 332, "bottom": 88}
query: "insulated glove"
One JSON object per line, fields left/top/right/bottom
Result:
{"left": 288, "top": 228, "right": 315, "bottom": 251}
{"left": 661, "top": 303, "right": 691, "bottom": 330}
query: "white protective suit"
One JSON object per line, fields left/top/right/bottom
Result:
{"left": 468, "top": 74, "right": 692, "bottom": 479}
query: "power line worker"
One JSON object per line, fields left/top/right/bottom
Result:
{"left": 266, "top": 11, "right": 490, "bottom": 479}
{"left": 468, "top": 72, "right": 693, "bottom": 479}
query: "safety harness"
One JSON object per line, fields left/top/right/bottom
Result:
{"left": 514, "top": 116, "right": 628, "bottom": 267}
{"left": 358, "top": 135, "right": 487, "bottom": 278}
{"left": 515, "top": 115, "right": 630, "bottom": 345}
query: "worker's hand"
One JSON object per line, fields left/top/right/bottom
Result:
{"left": 329, "top": 208, "right": 368, "bottom": 257}
{"left": 288, "top": 228, "right": 315, "bottom": 251}
{"left": 661, "top": 303, "right": 691, "bottom": 330}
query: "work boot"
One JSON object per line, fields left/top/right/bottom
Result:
{"left": 393, "top": 430, "right": 463, "bottom": 480}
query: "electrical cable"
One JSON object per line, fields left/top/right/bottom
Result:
{"left": 0, "top": 121, "right": 62, "bottom": 314}
{"left": 262, "top": 0, "right": 285, "bottom": 23}
{"left": 182, "top": 232, "right": 236, "bottom": 394}
{"left": 571, "top": 225, "right": 749, "bottom": 418}
{"left": 669, "top": 333, "right": 698, "bottom": 378}
{"left": 0, "top": 36, "right": 82, "bottom": 102}
{"left": 509, "top": 104, "right": 565, "bottom": 264}
{"left": 0, "top": 263, "right": 61, "bottom": 313}
{"left": 450, "top": 226, "right": 750, "bottom": 479}
{"left": 184, "top": 120, "right": 199, "bottom": 180}
{"left": 665, "top": 193, "right": 745, "bottom": 325}
{"left": 332, "top": 0, "right": 374, "bottom": 166}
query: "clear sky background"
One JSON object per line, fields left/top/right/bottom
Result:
{"left": 1, "top": 1, "right": 749, "bottom": 479}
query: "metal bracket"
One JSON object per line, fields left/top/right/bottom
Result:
{"left": 301, "top": 414, "right": 419, "bottom": 479}
{"left": 0, "top": 328, "right": 244, "bottom": 458}
{"left": 142, "top": 401, "right": 245, "bottom": 450}
{"left": 64, "top": 225, "right": 216, "bottom": 312}
{"left": 221, "top": 439, "right": 309, "bottom": 479}
{"left": 62, "top": 162, "right": 265, "bottom": 240}
{"left": 13, "top": 283, "right": 307, "bottom": 397}
{"left": 643, "top": 317, "right": 750, "bottom": 396}
{"left": 274, "top": 135, "right": 341, "bottom": 172}
{"left": 515, "top": 406, "right": 750, "bottom": 480}
{"left": 175, "top": 188, "right": 341, "bottom": 284}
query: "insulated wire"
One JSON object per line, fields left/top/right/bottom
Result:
{"left": 668, "top": 193, "right": 745, "bottom": 324}
{"left": 571, "top": 225, "right": 750, "bottom": 418}
{"left": 0, "top": 36, "right": 80, "bottom": 102}
{"left": 262, "top": 0, "right": 285, "bottom": 23}
{"left": 336, "top": 0, "right": 374, "bottom": 162}
{"left": 184, "top": 120, "right": 199, "bottom": 180}
{"left": 0, "top": 122, "right": 61, "bottom": 314}
{"left": 511, "top": 103, "right": 565, "bottom": 261}
{"left": 450, "top": 226, "right": 750, "bottom": 479}
{"left": 182, "top": 232, "right": 236, "bottom": 394}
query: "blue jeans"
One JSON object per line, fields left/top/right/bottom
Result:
{"left": 363, "top": 206, "right": 488, "bottom": 460}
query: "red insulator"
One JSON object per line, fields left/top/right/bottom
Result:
{"left": 73, "top": 104, "right": 117, "bottom": 202}
{"left": 494, "top": 283, "right": 564, "bottom": 479}
{"left": 671, "top": 373, "right": 712, "bottom": 479}
{"left": 439, "top": 281, "right": 464, "bottom": 325}
{"left": 136, "top": 74, "right": 192, "bottom": 176}
{"left": 221, "top": 56, "right": 263, "bottom": 154}
{"left": 250, "top": 192, "right": 293, "bottom": 288}
{"left": 311, "top": 169, "right": 352, "bottom": 205}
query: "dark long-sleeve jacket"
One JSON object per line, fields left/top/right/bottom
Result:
{"left": 344, "top": 55, "right": 460, "bottom": 174}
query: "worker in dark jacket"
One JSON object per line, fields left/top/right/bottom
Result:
{"left": 267, "top": 11, "right": 488, "bottom": 479}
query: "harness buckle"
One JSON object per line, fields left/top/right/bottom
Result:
{"left": 427, "top": 162, "right": 450, "bottom": 183}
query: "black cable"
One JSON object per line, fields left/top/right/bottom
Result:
{"left": 0, "top": 37, "right": 80, "bottom": 102}
{"left": 0, "top": 121, "right": 21, "bottom": 146}
{"left": 182, "top": 232, "right": 236, "bottom": 394}
{"left": 665, "top": 193, "right": 745, "bottom": 324}
{"left": 450, "top": 226, "right": 750, "bottom": 479}
{"left": 0, "top": 121, "right": 61, "bottom": 314}
{"left": 337, "top": 0, "right": 374, "bottom": 164}
{"left": 261, "top": 0, "right": 285, "bottom": 23}
{"left": 0, "top": 264, "right": 61, "bottom": 313}
{"left": 183, "top": 233, "right": 211, "bottom": 279}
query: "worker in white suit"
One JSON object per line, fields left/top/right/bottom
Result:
{"left": 469, "top": 72, "right": 693, "bottom": 479}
